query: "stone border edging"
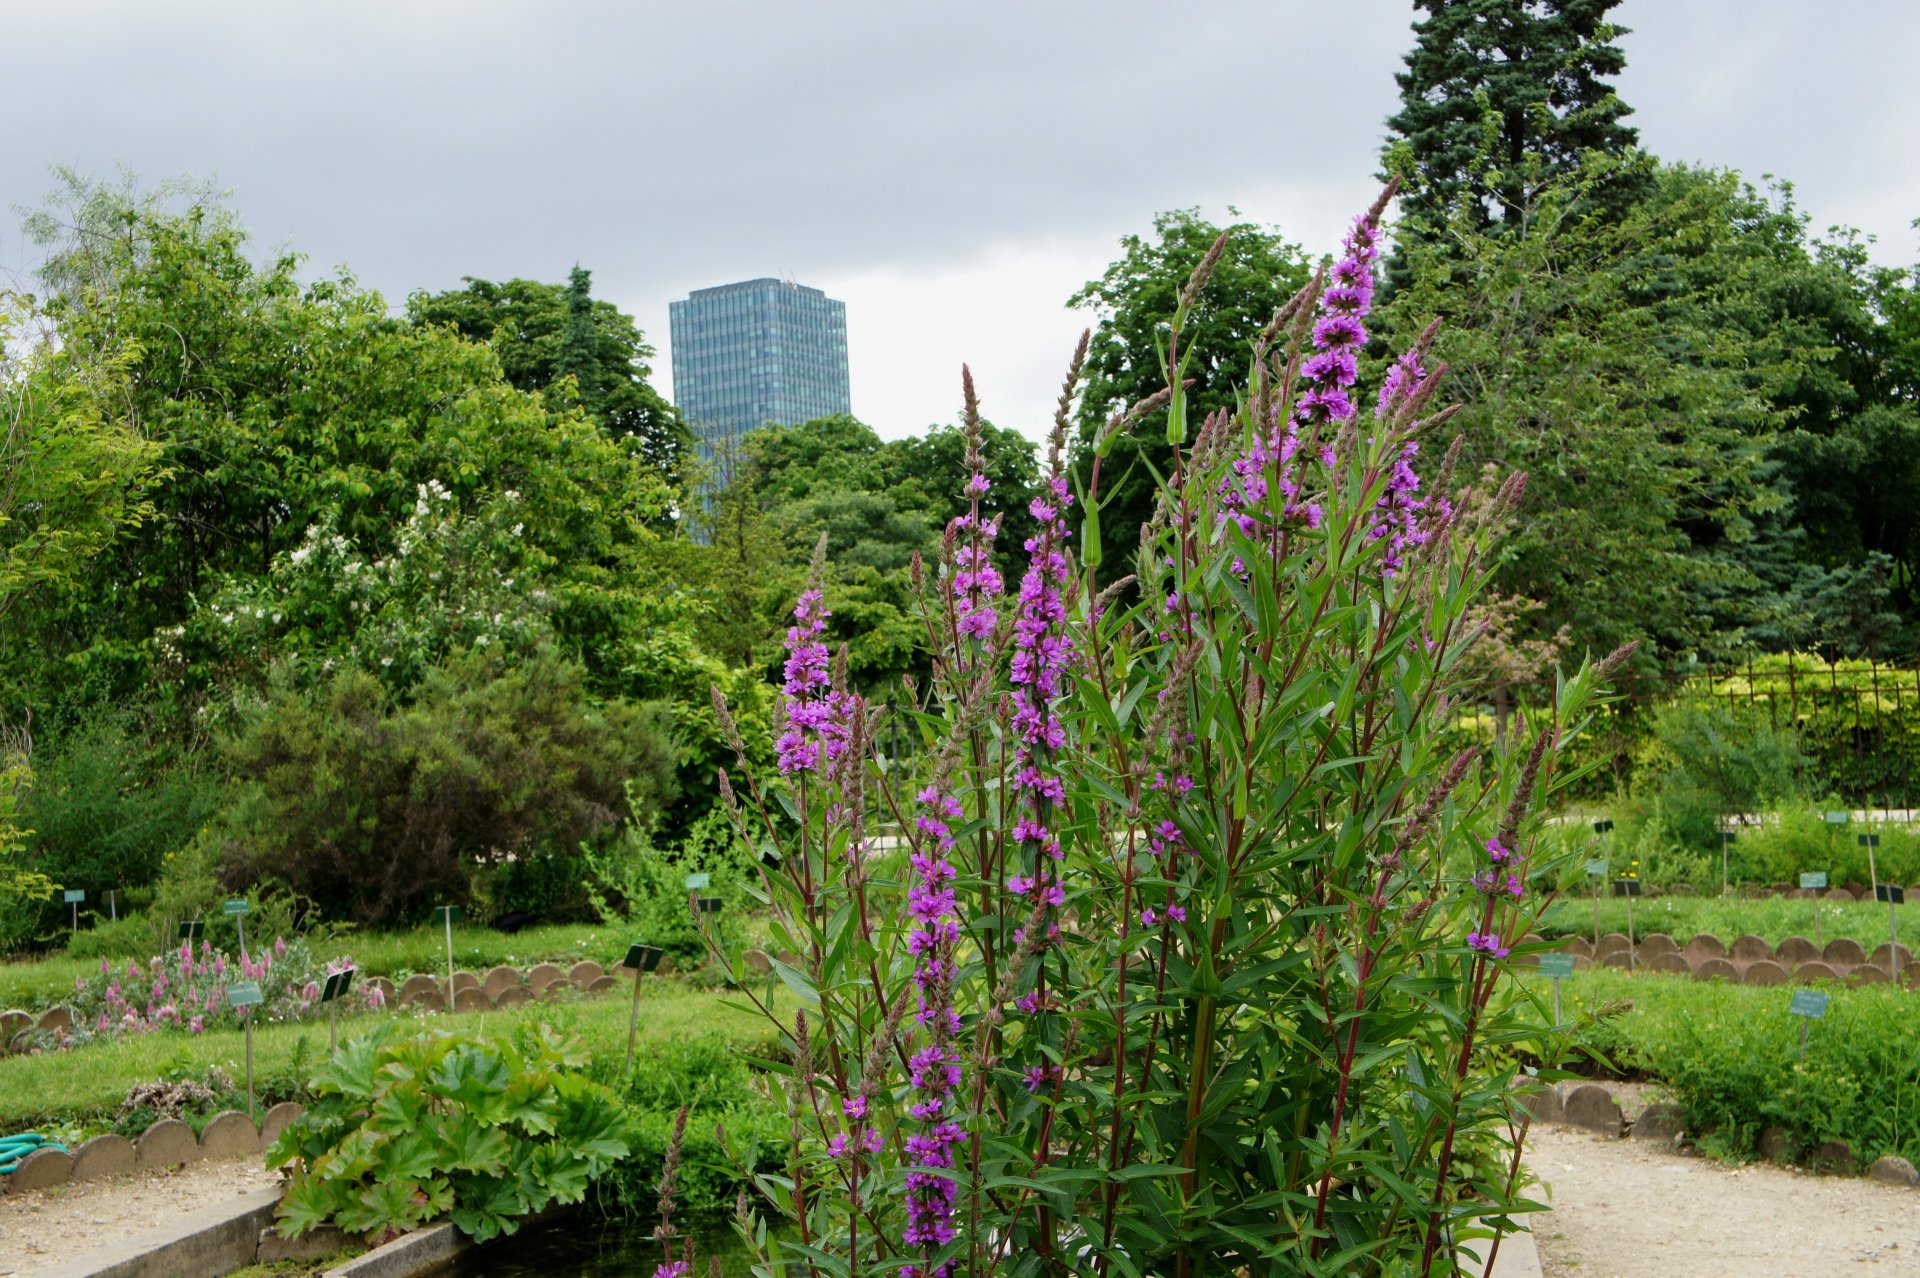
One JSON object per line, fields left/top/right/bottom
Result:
{"left": 320, "top": 1220, "right": 471, "bottom": 1278}
{"left": 1525, "top": 932, "right": 1919, "bottom": 990}
{"left": 1462, "top": 1223, "right": 1546, "bottom": 1277}
{"left": 1516, "top": 1078, "right": 1920, "bottom": 1188}
{"left": 2, "top": 1104, "right": 303, "bottom": 1194}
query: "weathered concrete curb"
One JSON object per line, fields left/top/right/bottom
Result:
{"left": 30, "top": 1186, "right": 281, "bottom": 1278}
{"left": 321, "top": 1220, "right": 471, "bottom": 1278}
{"left": 1461, "top": 1224, "right": 1546, "bottom": 1277}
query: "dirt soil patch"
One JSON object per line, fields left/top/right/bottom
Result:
{"left": 1530, "top": 1124, "right": 1920, "bottom": 1276}
{"left": 0, "top": 1158, "right": 281, "bottom": 1277}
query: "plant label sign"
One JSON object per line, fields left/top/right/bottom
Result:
{"left": 1800, "top": 872, "right": 1829, "bottom": 890}
{"left": 320, "top": 968, "right": 355, "bottom": 1002}
{"left": 1537, "top": 953, "right": 1576, "bottom": 978}
{"left": 1611, "top": 880, "right": 1642, "bottom": 898}
{"left": 62, "top": 889, "right": 84, "bottom": 904}
{"left": 1875, "top": 884, "right": 1906, "bottom": 905}
{"left": 1585, "top": 859, "right": 1608, "bottom": 879}
{"left": 179, "top": 920, "right": 204, "bottom": 940}
{"left": 684, "top": 872, "right": 712, "bottom": 891}
{"left": 697, "top": 896, "right": 724, "bottom": 914}
{"left": 1719, "top": 831, "right": 1737, "bottom": 846}
{"left": 622, "top": 943, "right": 664, "bottom": 973}
{"left": 223, "top": 898, "right": 249, "bottom": 915}
{"left": 1823, "top": 811, "right": 1849, "bottom": 826}
{"left": 1591, "top": 819, "right": 1614, "bottom": 834}
{"left": 432, "top": 905, "right": 461, "bottom": 923}
{"left": 1859, "top": 834, "right": 1882, "bottom": 848}
{"left": 1789, "top": 989, "right": 1829, "bottom": 1020}
{"left": 227, "top": 981, "right": 264, "bottom": 1009}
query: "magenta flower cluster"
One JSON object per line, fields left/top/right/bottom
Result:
{"left": 776, "top": 588, "right": 849, "bottom": 775}
{"left": 67, "top": 936, "right": 378, "bottom": 1045}
{"left": 1219, "top": 212, "right": 1383, "bottom": 544}
{"left": 950, "top": 454, "right": 1004, "bottom": 643}
{"left": 1466, "top": 837, "right": 1522, "bottom": 960}
{"left": 901, "top": 783, "right": 966, "bottom": 1276}
{"left": 1007, "top": 471, "right": 1073, "bottom": 887}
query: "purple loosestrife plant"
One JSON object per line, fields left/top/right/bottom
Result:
{"left": 707, "top": 187, "right": 1629, "bottom": 1278}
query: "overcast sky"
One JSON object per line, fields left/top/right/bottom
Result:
{"left": 4, "top": 1, "right": 1916, "bottom": 442}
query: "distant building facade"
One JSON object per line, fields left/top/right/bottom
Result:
{"left": 669, "top": 277, "right": 850, "bottom": 456}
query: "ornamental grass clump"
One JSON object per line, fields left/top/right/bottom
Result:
{"left": 708, "top": 185, "right": 1632, "bottom": 1277}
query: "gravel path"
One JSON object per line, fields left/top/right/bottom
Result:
{"left": 0, "top": 1158, "right": 281, "bottom": 1277}
{"left": 1530, "top": 1125, "right": 1920, "bottom": 1276}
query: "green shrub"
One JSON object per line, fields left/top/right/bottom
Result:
{"left": 66, "top": 913, "right": 160, "bottom": 960}
{"left": 582, "top": 805, "right": 751, "bottom": 959}
{"left": 1550, "top": 970, "right": 1920, "bottom": 1166}
{"left": 213, "top": 645, "right": 676, "bottom": 927}
{"left": 270, "top": 1022, "right": 636, "bottom": 1242}
{"left": 1731, "top": 803, "right": 1920, "bottom": 886}
{"left": 1636, "top": 701, "right": 1805, "bottom": 851}
{"left": 20, "top": 715, "right": 222, "bottom": 906}
{"left": 591, "top": 1033, "right": 781, "bottom": 1224}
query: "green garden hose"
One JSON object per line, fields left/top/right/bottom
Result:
{"left": 0, "top": 1132, "right": 66, "bottom": 1175}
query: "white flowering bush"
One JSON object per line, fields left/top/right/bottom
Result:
{"left": 169, "top": 483, "right": 551, "bottom": 707}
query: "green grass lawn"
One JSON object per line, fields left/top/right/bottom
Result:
{"left": 1533, "top": 891, "right": 1911, "bottom": 949}
{"left": 0, "top": 980, "right": 777, "bottom": 1133}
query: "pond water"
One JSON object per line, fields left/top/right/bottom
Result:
{"left": 455, "top": 1220, "right": 756, "bottom": 1277}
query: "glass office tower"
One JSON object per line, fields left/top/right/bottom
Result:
{"left": 669, "top": 278, "right": 850, "bottom": 456}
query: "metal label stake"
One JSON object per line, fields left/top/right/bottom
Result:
{"left": 433, "top": 906, "right": 461, "bottom": 1010}
{"left": 1586, "top": 858, "right": 1607, "bottom": 948}
{"left": 228, "top": 981, "right": 264, "bottom": 1119}
{"left": 1801, "top": 872, "right": 1828, "bottom": 948}
{"left": 1539, "top": 952, "right": 1575, "bottom": 1025}
{"left": 1789, "top": 988, "right": 1827, "bottom": 1060}
{"left": 620, "top": 944, "right": 664, "bottom": 1074}
{"left": 223, "top": 898, "right": 250, "bottom": 964}
{"left": 320, "top": 967, "right": 355, "bottom": 1061}
{"left": 1863, "top": 834, "right": 1900, "bottom": 979}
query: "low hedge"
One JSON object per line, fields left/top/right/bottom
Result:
{"left": 1533, "top": 967, "right": 1919, "bottom": 1168}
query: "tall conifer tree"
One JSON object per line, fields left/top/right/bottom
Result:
{"left": 1386, "top": 0, "right": 1640, "bottom": 246}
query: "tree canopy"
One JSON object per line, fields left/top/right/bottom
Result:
{"left": 1068, "top": 209, "right": 1312, "bottom": 566}
{"left": 408, "top": 269, "right": 691, "bottom": 486}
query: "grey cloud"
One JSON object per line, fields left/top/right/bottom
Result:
{"left": 2, "top": 1, "right": 1913, "bottom": 424}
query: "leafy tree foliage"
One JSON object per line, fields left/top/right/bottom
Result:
{"left": 1068, "top": 210, "right": 1311, "bottom": 563}
{"left": 2, "top": 181, "right": 675, "bottom": 719}
{"left": 1383, "top": 158, "right": 1804, "bottom": 662}
{"left": 694, "top": 414, "right": 1040, "bottom": 690}
{"left": 408, "top": 269, "right": 691, "bottom": 485}
{"left": 1766, "top": 232, "right": 1920, "bottom": 643}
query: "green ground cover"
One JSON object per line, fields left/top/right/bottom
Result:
{"left": 1518, "top": 965, "right": 1919, "bottom": 1166}
{"left": 1533, "top": 892, "right": 1911, "bottom": 949}
{"left": 0, "top": 981, "right": 771, "bottom": 1133}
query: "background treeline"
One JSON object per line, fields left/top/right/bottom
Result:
{"left": 1, "top": 0, "right": 1915, "bottom": 945}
